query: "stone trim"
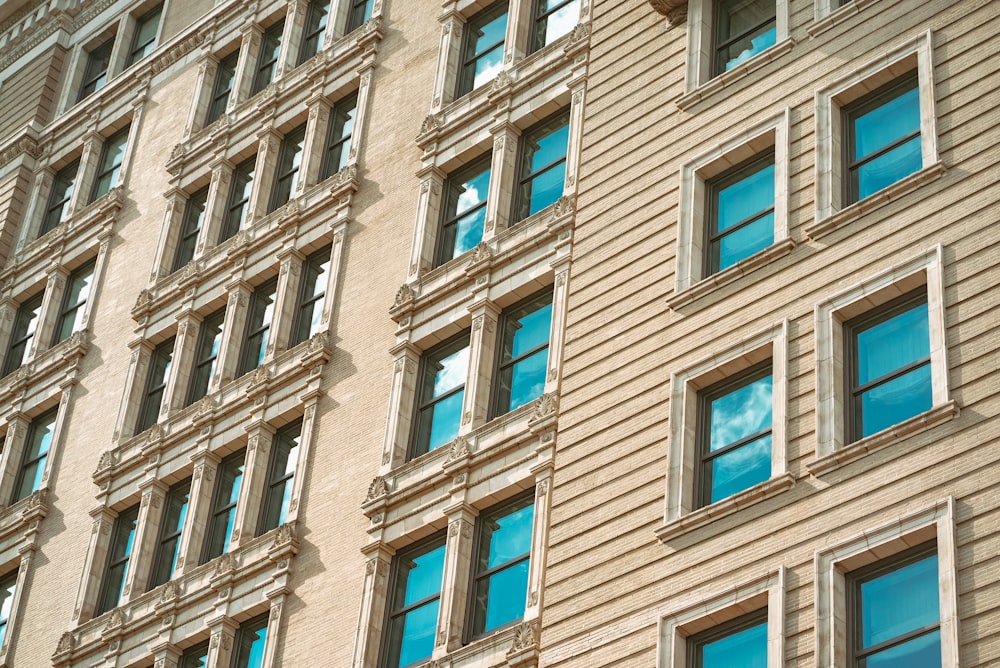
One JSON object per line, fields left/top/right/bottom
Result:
{"left": 808, "top": 0, "right": 881, "bottom": 37}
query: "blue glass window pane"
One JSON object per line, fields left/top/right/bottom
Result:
{"left": 482, "top": 560, "right": 529, "bottom": 631}
{"left": 709, "top": 434, "right": 771, "bottom": 503}
{"left": 854, "top": 86, "right": 920, "bottom": 160}
{"left": 525, "top": 162, "right": 566, "bottom": 217}
{"left": 403, "top": 544, "right": 446, "bottom": 606}
{"left": 718, "top": 212, "right": 774, "bottom": 271}
{"left": 432, "top": 346, "right": 469, "bottom": 398}
{"left": 243, "top": 625, "right": 267, "bottom": 668}
{"left": 709, "top": 375, "right": 772, "bottom": 451}
{"left": 857, "top": 135, "right": 921, "bottom": 200}
{"left": 511, "top": 303, "right": 552, "bottom": 357}
{"left": 453, "top": 207, "right": 488, "bottom": 257}
{"left": 861, "top": 554, "right": 938, "bottom": 647}
{"left": 857, "top": 303, "right": 929, "bottom": 385}
{"left": 487, "top": 503, "right": 534, "bottom": 568}
{"left": 508, "top": 350, "right": 547, "bottom": 412}
{"left": 469, "top": 12, "right": 507, "bottom": 89}
{"left": 865, "top": 629, "right": 940, "bottom": 668}
{"left": 426, "top": 392, "right": 463, "bottom": 452}
{"left": 717, "top": 163, "right": 774, "bottom": 232}
{"left": 537, "top": 0, "right": 579, "bottom": 47}
{"left": 398, "top": 599, "right": 439, "bottom": 667}
{"left": 702, "top": 620, "right": 768, "bottom": 668}
{"left": 724, "top": 26, "right": 775, "bottom": 70}
{"left": 528, "top": 122, "right": 569, "bottom": 173}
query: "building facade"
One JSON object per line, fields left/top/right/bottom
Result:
{"left": 0, "top": 0, "right": 995, "bottom": 666}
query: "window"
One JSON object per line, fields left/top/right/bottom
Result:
{"left": 126, "top": 5, "right": 162, "bottom": 67}
{"left": 258, "top": 421, "right": 301, "bottom": 534}
{"left": 147, "top": 479, "right": 190, "bottom": 590}
{"left": 696, "top": 363, "right": 772, "bottom": 507}
{"left": 713, "top": 0, "right": 776, "bottom": 76}
{"left": 457, "top": 2, "right": 508, "bottom": 97}
{"left": 298, "top": 0, "right": 329, "bottom": 64}
{"left": 844, "top": 74, "right": 920, "bottom": 205}
{"left": 513, "top": 110, "right": 569, "bottom": 223}
{"left": 687, "top": 610, "right": 767, "bottom": 668}
{"left": 95, "top": 505, "right": 139, "bottom": 615}
{"left": 206, "top": 51, "right": 239, "bottom": 125}
{"left": 290, "top": 247, "right": 330, "bottom": 346}
{"left": 89, "top": 126, "right": 130, "bottom": 202}
{"left": 705, "top": 153, "right": 774, "bottom": 274}
{"left": 179, "top": 641, "right": 209, "bottom": 668}
{"left": 251, "top": 21, "right": 285, "bottom": 95}
{"left": 11, "top": 410, "right": 55, "bottom": 504}
{"left": 78, "top": 38, "right": 114, "bottom": 101}
{"left": 848, "top": 543, "right": 939, "bottom": 667}
{"left": 320, "top": 92, "right": 357, "bottom": 180}
{"left": 172, "top": 187, "right": 208, "bottom": 272}
{"left": 492, "top": 291, "right": 551, "bottom": 416}
{"left": 40, "top": 159, "right": 80, "bottom": 236}
{"left": 186, "top": 308, "right": 225, "bottom": 405}
{"left": 201, "top": 449, "right": 245, "bottom": 563}
{"left": 410, "top": 333, "right": 470, "bottom": 459}
{"left": 135, "top": 337, "right": 174, "bottom": 433}
{"left": 0, "top": 571, "right": 17, "bottom": 649}
{"left": 269, "top": 125, "right": 306, "bottom": 213}
{"left": 53, "top": 259, "right": 95, "bottom": 345}
{"left": 2, "top": 293, "right": 43, "bottom": 377}
{"left": 345, "top": 0, "right": 374, "bottom": 33}
{"left": 845, "top": 289, "right": 930, "bottom": 442}
{"left": 238, "top": 278, "right": 278, "bottom": 376}
{"left": 529, "top": 0, "right": 580, "bottom": 54}
{"left": 220, "top": 157, "right": 256, "bottom": 242}
{"left": 435, "top": 155, "right": 491, "bottom": 266}
{"left": 467, "top": 495, "right": 534, "bottom": 639}
{"left": 232, "top": 613, "right": 269, "bottom": 668}
{"left": 380, "top": 536, "right": 446, "bottom": 668}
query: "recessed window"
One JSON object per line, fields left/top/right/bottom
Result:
{"left": 705, "top": 153, "right": 774, "bottom": 274}
{"left": 185, "top": 308, "right": 225, "bottom": 405}
{"left": 251, "top": 21, "right": 285, "bottom": 95}
{"left": 513, "top": 109, "right": 569, "bottom": 223}
{"left": 53, "top": 259, "right": 95, "bottom": 345}
{"left": 78, "top": 38, "right": 114, "bottom": 101}
{"left": 345, "top": 0, "right": 374, "bottom": 33}
{"left": 12, "top": 409, "right": 56, "bottom": 504}
{"left": 147, "top": 479, "right": 190, "bottom": 590}
{"left": 844, "top": 74, "right": 921, "bottom": 204}
{"left": 220, "top": 157, "right": 256, "bottom": 242}
{"left": 298, "top": 0, "right": 329, "bottom": 64}
{"left": 0, "top": 571, "right": 17, "bottom": 649}
{"left": 96, "top": 504, "right": 139, "bottom": 615}
{"left": 529, "top": 0, "right": 580, "bottom": 54}
{"left": 2, "top": 293, "right": 43, "bottom": 377}
{"left": 492, "top": 291, "right": 552, "bottom": 417}
{"left": 40, "top": 159, "right": 80, "bottom": 236}
{"left": 232, "top": 613, "right": 269, "bottom": 668}
{"left": 381, "top": 536, "right": 446, "bottom": 668}
{"left": 290, "top": 246, "right": 330, "bottom": 346}
{"left": 468, "top": 494, "right": 534, "bottom": 639}
{"left": 269, "top": 125, "right": 306, "bottom": 213}
{"left": 90, "top": 126, "right": 130, "bottom": 202}
{"left": 238, "top": 278, "right": 278, "bottom": 376}
{"left": 135, "top": 337, "right": 174, "bottom": 434}
{"left": 206, "top": 51, "right": 239, "bottom": 125}
{"left": 435, "top": 155, "right": 491, "bottom": 266}
{"left": 201, "top": 449, "right": 245, "bottom": 563}
{"left": 846, "top": 289, "right": 930, "bottom": 442}
{"left": 696, "top": 363, "right": 772, "bottom": 507}
{"left": 320, "top": 92, "right": 357, "bottom": 180}
{"left": 848, "top": 543, "right": 940, "bottom": 667}
{"left": 179, "top": 640, "right": 209, "bottom": 668}
{"left": 457, "top": 2, "right": 508, "bottom": 97}
{"left": 713, "top": 0, "right": 776, "bottom": 76}
{"left": 172, "top": 187, "right": 208, "bottom": 272}
{"left": 125, "top": 4, "right": 162, "bottom": 67}
{"left": 410, "top": 333, "right": 470, "bottom": 459}
{"left": 258, "top": 420, "right": 301, "bottom": 533}
{"left": 687, "top": 610, "right": 768, "bottom": 668}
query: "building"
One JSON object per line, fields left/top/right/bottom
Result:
{"left": 0, "top": 0, "right": 995, "bottom": 666}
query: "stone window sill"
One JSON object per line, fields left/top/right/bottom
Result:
{"left": 807, "top": 400, "right": 959, "bottom": 476}
{"left": 807, "top": 162, "right": 946, "bottom": 240}
{"left": 667, "top": 238, "right": 796, "bottom": 310}
{"left": 808, "top": 0, "right": 880, "bottom": 38}
{"left": 676, "top": 39, "right": 795, "bottom": 111}
{"left": 655, "top": 472, "right": 795, "bottom": 542}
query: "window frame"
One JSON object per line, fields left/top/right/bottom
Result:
{"left": 528, "top": 0, "right": 581, "bottom": 55}
{"left": 11, "top": 409, "right": 57, "bottom": 504}
{"left": 268, "top": 125, "right": 307, "bottom": 214}
{"left": 231, "top": 612, "right": 270, "bottom": 668}
{"left": 78, "top": 37, "right": 115, "bottom": 102}
{"left": 200, "top": 448, "right": 246, "bottom": 564}
{"left": 220, "top": 157, "right": 256, "bottom": 243}
{"left": 135, "top": 336, "right": 175, "bottom": 434}
{"left": 290, "top": 246, "right": 331, "bottom": 347}
{"left": 172, "top": 187, "right": 209, "bottom": 272}
{"left": 238, "top": 278, "right": 279, "bottom": 377}
{"left": 711, "top": 0, "right": 777, "bottom": 78}
{"left": 89, "top": 126, "right": 130, "bottom": 203}
{"left": 511, "top": 108, "right": 570, "bottom": 225}
{"left": 489, "top": 289, "right": 553, "bottom": 419}
{"left": 686, "top": 608, "right": 769, "bottom": 668}
{"left": 2, "top": 293, "right": 43, "bottom": 377}
{"left": 251, "top": 20, "right": 286, "bottom": 96}
{"left": 147, "top": 478, "right": 190, "bottom": 590}
{"left": 257, "top": 420, "right": 302, "bottom": 534}
{"left": 456, "top": 1, "right": 509, "bottom": 98}
{"left": 179, "top": 640, "right": 210, "bottom": 668}
{"left": 320, "top": 92, "right": 358, "bottom": 180}
{"left": 185, "top": 308, "right": 226, "bottom": 406}
{"left": 298, "top": 0, "right": 330, "bottom": 64}
{"left": 0, "top": 570, "right": 17, "bottom": 651}
{"left": 95, "top": 504, "right": 140, "bottom": 616}
{"left": 408, "top": 331, "right": 471, "bottom": 460}
{"left": 40, "top": 159, "right": 80, "bottom": 237}
{"left": 703, "top": 150, "right": 776, "bottom": 276}
{"left": 434, "top": 153, "right": 492, "bottom": 267}
{"left": 206, "top": 50, "right": 240, "bottom": 126}
{"left": 52, "top": 259, "right": 96, "bottom": 346}
{"left": 345, "top": 0, "right": 374, "bottom": 33}
{"left": 125, "top": 4, "right": 163, "bottom": 67}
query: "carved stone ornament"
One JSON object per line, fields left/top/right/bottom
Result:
{"left": 169, "top": 142, "right": 188, "bottom": 162}
{"left": 25, "top": 488, "right": 48, "bottom": 510}
{"left": 214, "top": 552, "right": 236, "bottom": 575}
{"left": 436, "top": 629, "right": 447, "bottom": 646}
{"left": 271, "top": 522, "right": 295, "bottom": 547}
{"left": 490, "top": 69, "right": 513, "bottom": 93}
{"left": 419, "top": 113, "right": 444, "bottom": 135}
{"left": 553, "top": 194, "right": 576, "bottom": 217}
{"left": 55, "top": 631, "right": 75, "bottom": 654}
{"left": 0, "top": 135, "right": 43, "bottom": 168}
{"left": 532, "top": 392, "right": 559, "bottom": 419}
{"left": 448, "top": 521, "right": 461, "bottom": 537}
{"left": 365, "top": 559, "right": 376, "bottom": 575}
{"left": 665, "top": 4, "right": 687, "bottom": 26}
{"left": 230, "top": 529, "right": 241, "bottom": 544}
{"left": 103, "top": 607, "right": 126, "bottom": 631}
{"left": 507, "top": 620, "right": 539, "bottom": 655}
{"left": 366, "top": 476, "right": 389, "bottom": 501}
{"left": 96, "top": 450, "right": 115, "bottom": 471}
{"left": 393, "top": 283, "right": 417, "bottom": 307}
{"left": 648, "top": 0, "right": 688, "bottom": 19}
{"left": 158, "top": 580, "right": 181, "bottom": 603}
{"left": 197, "top": 394, "right": 214, "bottom": 414}
{"left": 133, "top": 288, "right": 153, "bottom": 311}
{"left": 445, "top": 436, "right": 471, "bottom": 462}
{"left": 250, "top": 365, "right": 269, "bottom": 386}
{"left": 467, "top": 241, "right": 493, "bottom": 266}
{"left": 336, "top": 163, "right": 358, "bottom": 185}
{"left": 565, "top": 21, "right": 591, "bottom": 47}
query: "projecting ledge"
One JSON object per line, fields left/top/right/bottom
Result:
{"left": 648, "top": 0, "right": 688, "bottom": 26}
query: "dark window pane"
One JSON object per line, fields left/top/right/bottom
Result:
{"left": 206, "top": 51, "right": 239, "bottom": 125}
{"left": 148, "top": 479, "right": 189, "bottom": 589}
{"left": 321, "top": 93, "right": 357, "bottom": 179}
{"left": 220, "top": 157, "right": 256, "bottom": 242}
{"left": 345, "top": 0, "right": 374, "bottom": 32}
{"left": 291, "top": 247, "right": 331, "bottom": 345}
{"left": 90, "top": 127, "right": 130, "bottom": 202}
{"left": 186, "top": 309, "right": 225, "bottom": 405}
{"left": 79, "top": 38, "right": 114, "bottom": 100}
{"left": 269, "top": 125, "right": 306, "bottom": 212}
{"left": 298, "top": 0, "right": 329, "bottom": 63}
{"left": 233, "top": 615, "right": 269, "bottom": 668}
{"left": 252, "top": 21, "right": 285, "bottom": 95}
{"left": 715, "top": 0, "right": 776, "bottom": 74}
{"left": 515, "top": 112, "right": 569, "bottom": 222}
{"left": 457, "top": 3, "right": 508, "bottom": 96}
{"left": 411, "top": 337, "right": 469, "bottom": 458}
{"left": 436, "top": 156, "right": 491, "bottom": 265}
{"left": 701, "top": 619, "right": 768, "bottom": 668}
{"left": 202, "top": 450, "right": 245, "bottom": 562}
{"left": 531, "top": 0, "right": 580, "bottom": 53}
{"left": 126, "top": 5, "right": 162, "bottom": 66}
{"left": 136, "top": 337, "right": 174, "bottom": 433}
{"left": 172, "top": 187, "right": 208, "bottom": 272}
{"left": 239, "top": 279, "right": 278, "bottom": 375}
{"left": 53, "top": 261, "right": 95, "bottom": 345}
{"left": 3, "top": 293, "right": 43, "bottom": 377}
{"left": 259, "top": 421, "right": 301, "bottom": 533}
{"left": 41, "top": 159, "right": 80, "bottom": 236}
{"left": 97, "top": 506, "right": 139, "bottom": 615}
{"left": 179, "top": 641, "right": 209, "bottom": 668}
{"left": 13, "top": 411, "right": 55, "bottom": 503}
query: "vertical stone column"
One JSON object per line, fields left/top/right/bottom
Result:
{"left": 261, "top": 595, "right": 285, "bottom": 668}
{"left": 381, "top": 343, "right": 421, "bottom": 469}
{"left": 407, "top": 167, "right": 445, "bottom": 282}
{"left": 152, "top": 188, "right": 187, "bottom": 280}
{"left": 485, "top": 123, "right": 519, "bottom": 238}
{"left": 35, "top": 266, "right": 69, "bottom": 355}
{"left": 318, "top": 225, "right": 347, "bottom": 337}
{"left": 347, "top": 68, "right": 374, "bottom": 167}
{"left": 282, "top": 0, "right": 311, "bottom": 75}
{"left": 72, "top": 507, "right": 117, "bottom": 625}
{"left": 0, "top": 298, "right": 17, "bottom": 358}
{"left": 16, "top": 168, "right": 52, "bottom": 248}
{"left": 165, "top": 313, "right": 199, "bottom": 411}
{"left": 285, "top": 401, "right": 317, "bottom": 525}
{"left": 121, "top": 479, "right": 169, "bottom": 603}
{"left": 352, "top": 546, "right": 394, "bottom": 668}
{"left": 248, "top": 128, "right": 282, "bottom": 222}
{"left": 463, "top": 299, "right": 501, "bottom": 431}
{"left": 233, "top": 25, "right": 264, "bottom": 105}
{"left": 71, "top": 131, "right": 103, "bottom": 212}
{"left": 229, "top": 422, "right": 275, "bottom": 549}
{"left": 524, "top": 472, "right": 554, "bottom": 620}
{"left": 545, "top": 268, "right": 570, "bottom": 394}
{"left": 113, "top": 340, "right": 154, "bottom": 442}
{"left": 269, "top": 249, "right": 303, "bottom": 357}
{"left": 105, "top": 15, "right": 132, "bottom": 82}
{"left": 205, "top": 617, "right": 238, "bottom": 668}
{"left": 186, "top": 54, "right": 218, "bottom": 135}
{"left": 505, "top": 0, "right": 531, "bottom": 66}
{"left": 301, "top": 95, "right": 331, "bottom": 187}
{"left": 215, "top": 282, "right": 252, "bottom": 387}
{"left": 0, "top": 414, "right": 30, "bottom": 503}
{"left": 149, "top": 643, "right": 182, "bottom": 668}
{"left": 437, "top": 507, "right": 476, "bottom": 653}
{"left": 564, "top": 83, "right": 588, "bottom": 199}
{"left": 431, "top": 10, "right": 464, "bottom": 111}
{"left": 0, "top": 548, "right": 34, "bottom": 664}
{"left": 174, "top": 450, "right": 221, "bottom": 576}
{"left": 200, "top": 157, "right": 234, "bottom": 252}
